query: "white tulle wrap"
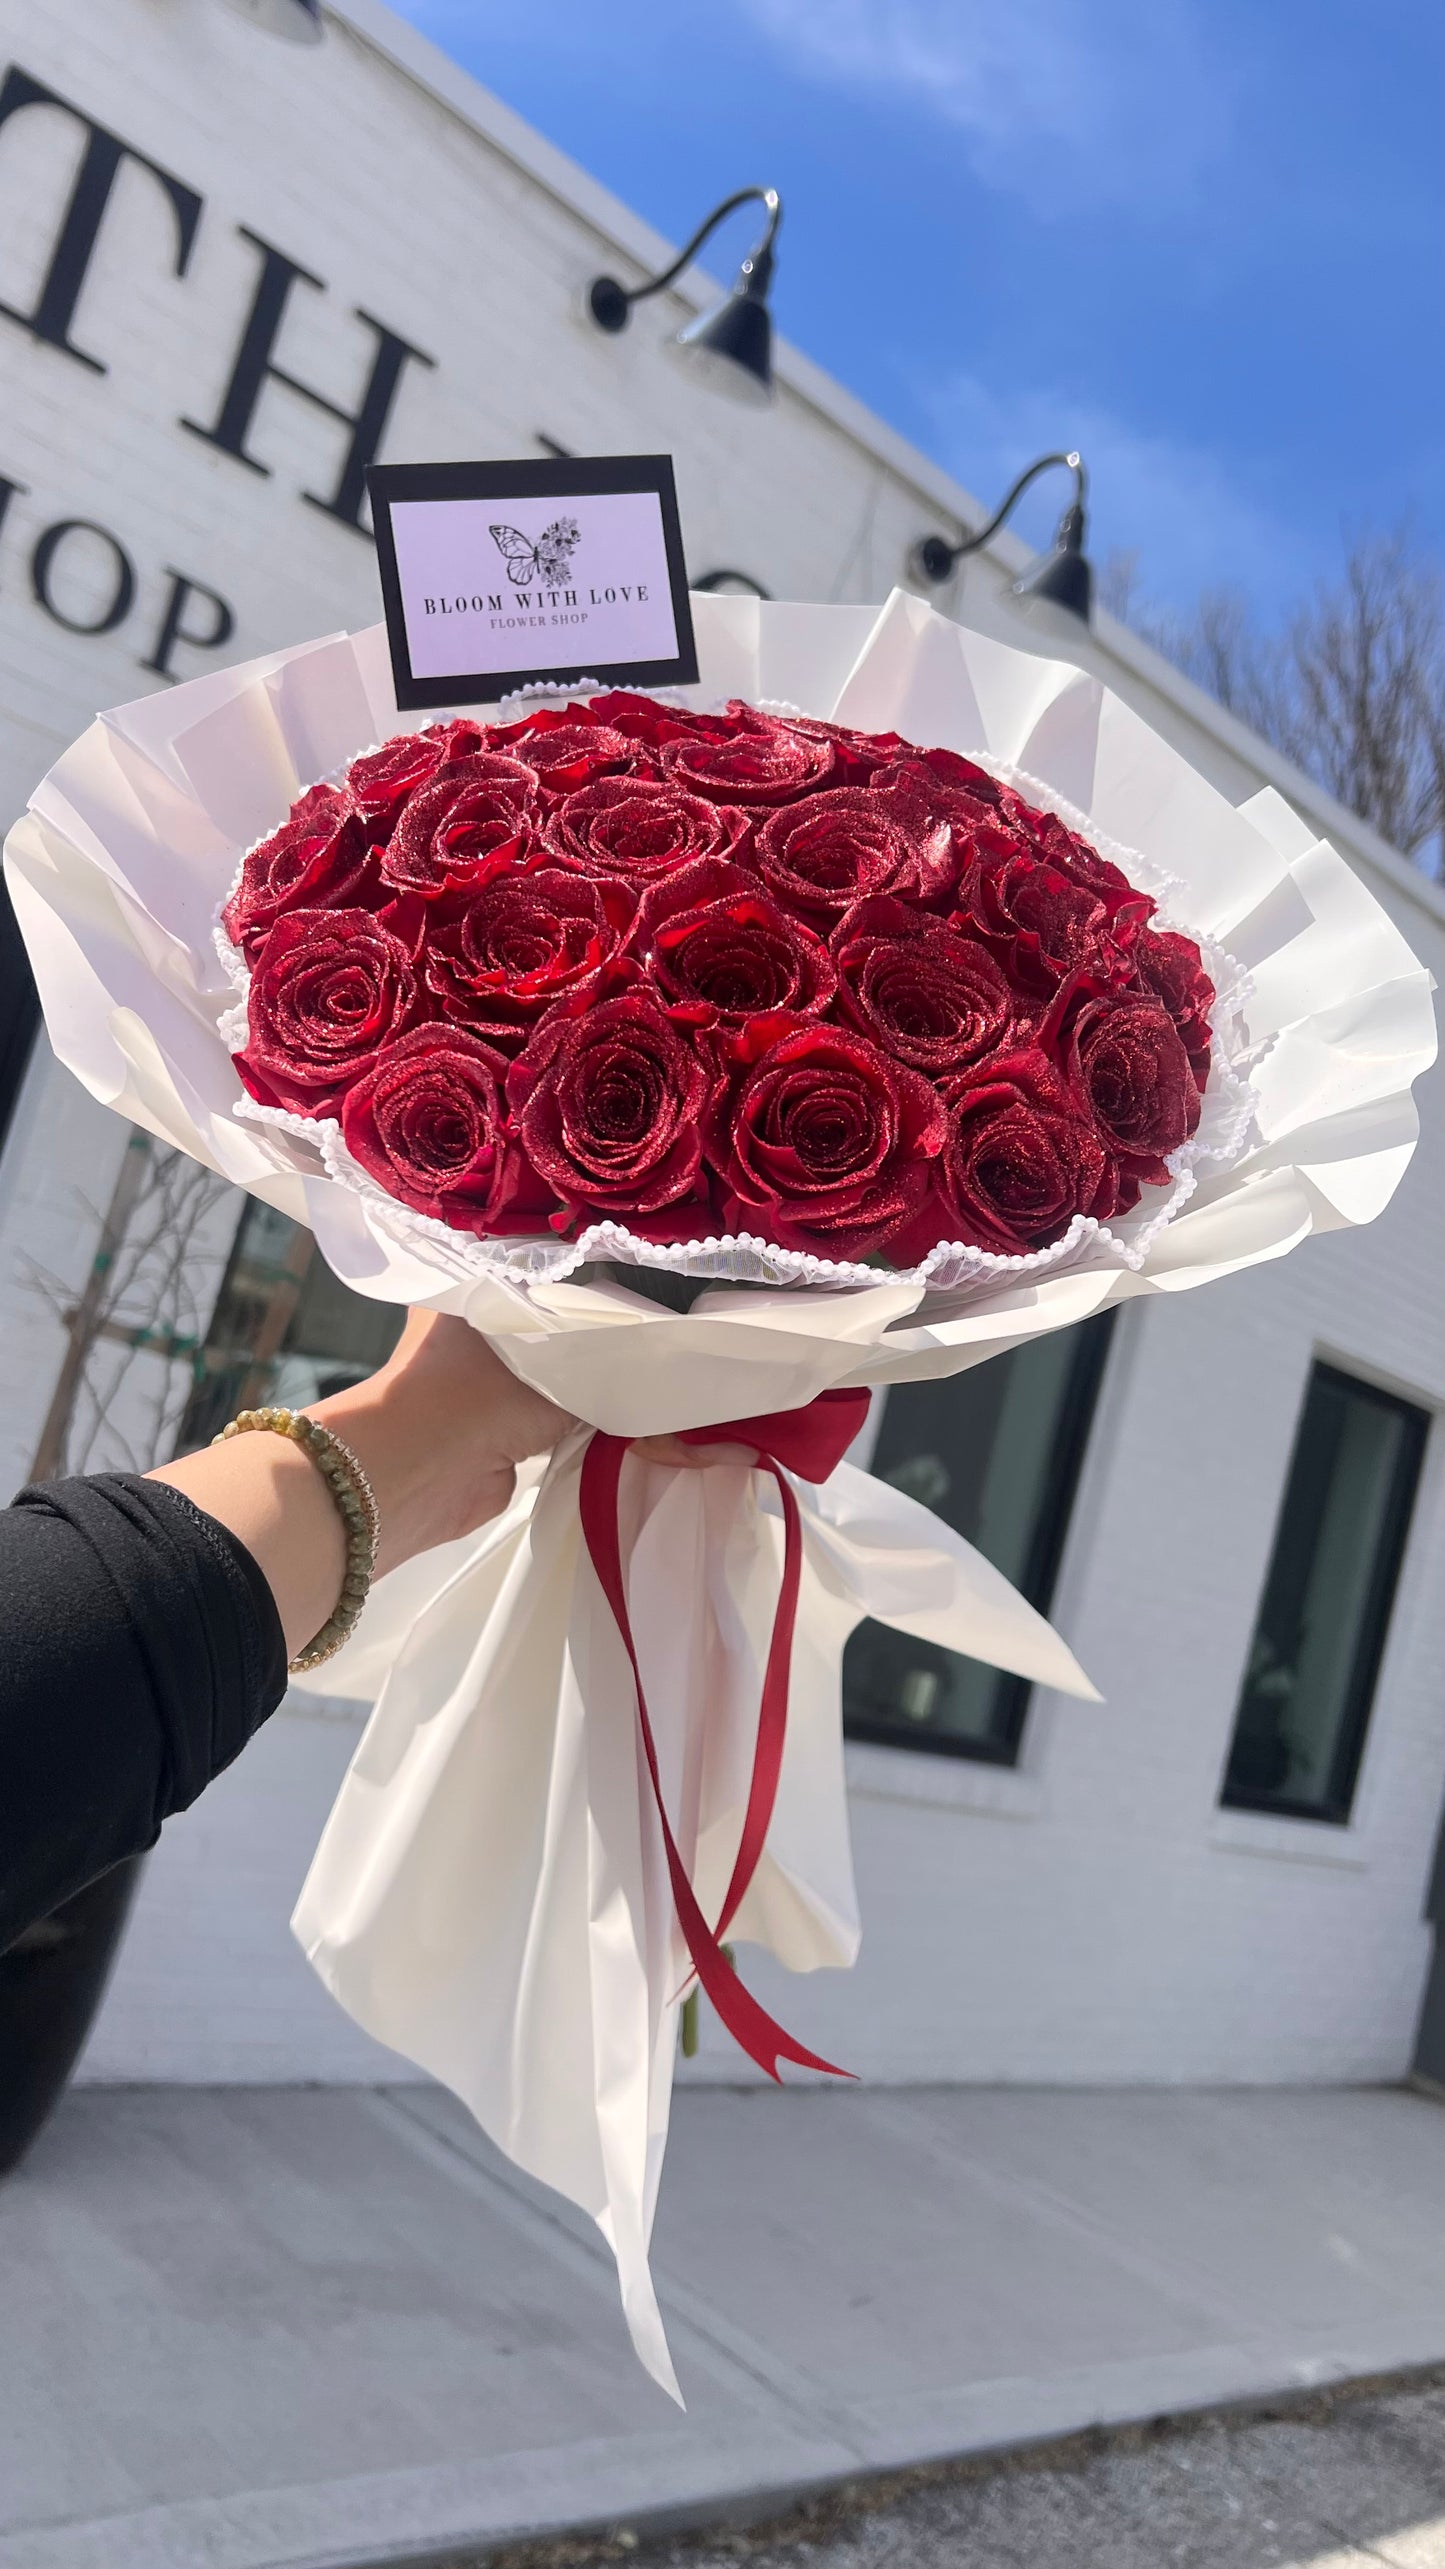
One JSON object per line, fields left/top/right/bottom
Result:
{"left": 5, "top": 591, "right": 1435, "bottom": 2398}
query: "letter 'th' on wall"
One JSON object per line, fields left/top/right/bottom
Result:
{"left": 0, "top": 67, "right": 203, "bottom": 373}
{"left": 181, "top": 227, "right": 436, "bottom": 536}
{"left": 0, "top": 69, "right": 437, "bottom": 539}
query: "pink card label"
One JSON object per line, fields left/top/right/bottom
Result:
{"left": 368, "top": 458, "right": 698, "bottom": 708}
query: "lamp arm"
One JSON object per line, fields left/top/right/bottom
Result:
{"left": 624, "top": 187, "right": 781, "bottom": 307}
{"left": 692, "top": 568, "right": 773, "bottom": 598}
{"left": 944, "top": 451, "right": 1086, "bottom": 565}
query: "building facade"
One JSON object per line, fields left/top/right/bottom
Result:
{"left": 0, "top": 0, "right": 1441, "bottom": 2092}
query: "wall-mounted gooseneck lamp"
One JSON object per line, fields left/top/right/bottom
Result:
{"left": 588, "top": 188, "right": 782, "bottom": 407}
{"left": 692, "top": 569, "right": 773, "bottom": 599}
{"left": 215, "top": 0, "right": 323, "bottom": 40}
{"left": 909, "top": 451, "right": 1093, "bottom": 623}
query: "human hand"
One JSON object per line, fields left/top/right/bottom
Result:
{"left": 313, "top": 1310, "right": 577, "bottom": 1580}
{"left": 150, "top": 1311, "right": 576, "bottom": 1660}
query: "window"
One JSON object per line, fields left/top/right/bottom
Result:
{"left": 842, "top": 1312, "right": 1115, "bottom": 1764}
{"left": 1222, "top": 1363, "right": 1428, "bottom": 1824}
{"left": 176, "top": 1199, "right": 403, "bottom": 1453}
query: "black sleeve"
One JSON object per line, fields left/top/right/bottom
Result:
{"left": 0, "top": 1473, "right": 288, "bottom": 1954}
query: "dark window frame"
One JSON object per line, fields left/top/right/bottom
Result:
{"left": 843, "top": 1310, "right": 1116, "bottom": 1768}
{"left": 1221, "top": 1360, "right": 1430, "bottom": 1826}
{"left": 0, "top": 874, "right": 40, "bottom": 1165}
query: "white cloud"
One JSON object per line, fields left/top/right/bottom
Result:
{"left": 923, "top": 373, "right": 1306, "bottom": 614}
{"left": 732, "top": 0, "right": 1224, "bottom": 209}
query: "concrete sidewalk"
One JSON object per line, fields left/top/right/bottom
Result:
{"left": 0, "top": 2083, "right": 1440, "bottom": 2569}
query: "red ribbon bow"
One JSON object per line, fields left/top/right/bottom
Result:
{"left": 578, "top": 1387, "right": 871, "bottom": 2082}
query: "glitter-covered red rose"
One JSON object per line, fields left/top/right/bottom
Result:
{"left": 661, "top": 706, "right": 836, "bottom": 806}
{"left": 222, "top": 784, "right": 380, "bottom": 965}
{"left": 345, "top": 722, "right": 484, "bottom": 831}
{"left": 583, "top": 690, "right": 739, "bottom": 752}
{"left": 422, "top": 868, "right": 629, "bottom": 1050}
{"left": 381, "top": 754, "right": 539, "bottom": 897}
{"left": 832, "top": 894, "right": 1022, "bottom": 1075}
{"left": 1024, "top": 806, "right": 1146, "bottom": 913}
{"left": 755, "top": 786, "right": 923, "bottom": 920}
{"left": 778, "top": 716, "right": 911, "bottom": 786}
{"left": 233, "top": 908, "right": 421, "bottom": 1115}
{"left": 630, "top": 857, "right": 836, "bottom": 1029}
{"left": 714, "top": 1016, "right": 946, "bottom": 1259}
{"left": 1065, "top": 991, "right": 1202, "bottom": 1199}
{"left": 1133, "top": 926, "right": 1215, "bottom": 1085}
{"left": 912, "top": 1048, "right": 1115, "bottom": 1258}
{"left": 508, "top": 980, "right": 717, "bottom": 1233}
{"left": 488, "top": 705, "right": 658, "bottom": 791}
{"left": 340, "top": 1023, "right": 550, "bottom": 1232}
{"left": 546, "top": 775, "right": 747, "bottom": 883}
{"left": 958, "top": 845, "right": 1148, "bottom": 999}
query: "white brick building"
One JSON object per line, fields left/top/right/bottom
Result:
{"left": 0, "top": 0, "right": 1441, "bottom": 2094}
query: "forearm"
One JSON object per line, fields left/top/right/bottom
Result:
{"left": 0, "top": 1475, "right": 286, "bottom": 1952}
{"left": 0, "top": 1316, "right": 569, "bottom": 1955}
{"left": 149, "top": 1425, "right": 346, "bottom": 1663}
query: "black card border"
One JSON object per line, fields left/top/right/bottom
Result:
{"left": 366, "top": 455, "right": 700, "bottom": 710}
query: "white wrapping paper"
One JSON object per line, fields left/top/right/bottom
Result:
{"left": 6, "top": 592, "right": 1435, "bottom": 2395}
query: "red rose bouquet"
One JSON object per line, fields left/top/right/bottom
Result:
{"left": 219, "top": 692, "right": 1226, "bottom": 1284}
{"left": 10, "top": 593, "right": 1433, "bottom": 2397}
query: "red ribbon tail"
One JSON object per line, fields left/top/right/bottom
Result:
{"left": 578, "top": 1429, "right": 853, "bottom": 2085}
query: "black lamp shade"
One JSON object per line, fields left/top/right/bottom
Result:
{"left": 1012, "top": 540, "right": 1093, "bottom": 623}
{"left": 671, "top": 290, "right": 774, "bottom": 406}
{"left": 216, "top": 0, "right": 324, "bottom": 42}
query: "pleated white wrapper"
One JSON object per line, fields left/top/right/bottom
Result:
{"left": 5, "top": 591, "right": 1436, "bottom": 2397}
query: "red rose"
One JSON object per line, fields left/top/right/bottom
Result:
{"left": 958, "top": 846, "right": 1145, "bottom": 999}
{"left": 1133, "top": 926, "right": 1214, "bottom": 1085}
{"left": 755, "top": 785, "right": 923, "bottom": 919}
{"left": 661, "top": 707, "right": 836, "bottom": 805}
{"left": 911, "top": 1047, "right": 1115, "bottom": 1258}
{"left": 1022, "top": 806, "right": 1147, "bottom": 918}
{"left": 340, "top": 1023, "right": 550, "bottom": 1233}
{"left": 233, "top": 908, "right": 421, "bottom": 1115}
{"left": 993, "top": 802, "right": 1155, "bottom": 951}
{"left": 845, "top": 752, "right": 1032, "bottom": 887}
{"left": 582, "top": 690, "right": 737, "bottom": 751}
{"left": 381, "top": 754, "right": 539, "bottom": 897}
{"left": 1066, "top": 991, "right": 1201, "bottom": 1199}
{"left": 346, "top": 725, "right": 480, "bottom": 829}
{"left": 918, "top": 745, "right": 1019, "bottom": 815}
{"left": 546, "top": 775, "right": 747, "bottom": 882}
{"left": 778, "top": 716, "right": 911, "bottom": 785}
{"left": 222, "top": 784, "right": 380, "bottom": 964}
{"left": 714, "top": 1016, "right": 946, "bottom": 1259}
{"left": 488, "top": 705, "right": 657, "bottom": 790}
{"left": 832, "top": 895, "right": 1022, "bottom": 1074}
{"left": 866, "top": 757, "right": 1019, "bottom": 902}
{"left": 347, "top": 735, "right": 443, "bottom": 824}
{"left": 630, "top": 857, "right": 837, "bottom": 1028}
{"left": 422, "top": 867, "right": 630, "bottom": 1048}
{"left": 508, "top": 981, "right": 717, "bottom": 1233}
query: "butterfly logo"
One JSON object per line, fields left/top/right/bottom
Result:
{"left": 488, "top": 516, "right": 582, "bottom": 586}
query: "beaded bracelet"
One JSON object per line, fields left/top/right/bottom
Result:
{"left": 213, "top": 1405, "right": 380, "bottom": 1673}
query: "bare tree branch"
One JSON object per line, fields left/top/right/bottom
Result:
{"left": 25, "top": 1134, "right": 238, "bottom": 1479}
{"left": 1109, "top": 530, "right": 1445, "bottom": 877}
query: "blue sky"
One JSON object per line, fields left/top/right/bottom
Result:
{"left": 392, "top": 0, "right": 1442, "bottom": 624}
